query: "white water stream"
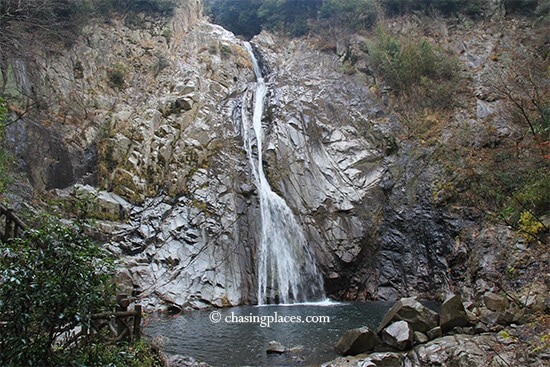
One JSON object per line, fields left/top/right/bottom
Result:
{"left": 241, "top": 43, "right": 325, "bottom": 305}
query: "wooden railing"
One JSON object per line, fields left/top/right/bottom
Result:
{"left": 86, "top": 296, "right": 143, "bottom": 343}
{"left": 0, "top": 203, "right": 27, "bottom": 242}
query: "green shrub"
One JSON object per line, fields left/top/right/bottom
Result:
{"left": 0, "top": 215, "right": 115, "bottom": 366}
{"left": 73, "top": 338, "right": 164, "bottom": 367}
{"left": 107, "top": 63, "right": 128, "bottom": 89}
{"left": 205, "top": 0, "right": 262, "bottom": 39}
{"left": 518, "top": 210, "right": 545, "bottom": 243}
{"left": 368, "top": 24, "right": 460, "bottom": 107}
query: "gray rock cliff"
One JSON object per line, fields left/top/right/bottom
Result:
{"left": 4, "top": 2, "right": 544, "bottom": 310}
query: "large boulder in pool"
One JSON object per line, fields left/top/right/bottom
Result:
{"left": 377, "top": 297, "right": 438, "bottom": 334}
{"left": 335, "top": 326, "right": 379, "bottom": 356}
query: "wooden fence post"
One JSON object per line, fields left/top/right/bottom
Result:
{"left": 132, "top": 304, "right": 142, "bottom": 340}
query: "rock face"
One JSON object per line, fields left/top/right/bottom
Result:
{"left": 335, "top": 326, "right": 379, "bottom": 356}
{"left": 5, "top": 1, "right": 261, "bottom": 309}
{"left": 4, "top": 2, "right": 461, "bottom": 309}
{"left": 4, "top": 2, "right": 544, "bottom": 309}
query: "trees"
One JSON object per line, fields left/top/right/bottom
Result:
{"left": 0, "top": 214, "right": 115, "bottom": 366}
{"left": 205, "top": 0, "right": 322, "bottom": 38}
{"left": 0, "top": 0, "right": 84, "bottom": 55}
{"left": 205, "top": 0, "right": 263, "bottom": 39}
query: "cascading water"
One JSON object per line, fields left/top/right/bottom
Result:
{"left": 241, "top": 42, "right": 325, "bottom": 305}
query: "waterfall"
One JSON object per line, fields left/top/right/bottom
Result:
{"left": 241, "top": 43, "right": 325, "bottom": 305}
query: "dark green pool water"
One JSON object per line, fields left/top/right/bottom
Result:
{"left": 144, "top": 301, "right": 401, "bottom": 367}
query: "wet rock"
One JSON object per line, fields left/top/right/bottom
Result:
{"left": 335, "top": 326, "right": 379, "bottom": 356}
{"left": 414, "top": 331, "right": 429, "bottom": 344}
{"left": 439, "top": 295, "right": 470, "bottom": 332}
{"left": 266, "top": 341, "right": 286, "bottom": 354}
{"left": 380, "top": 321, "right": 413, "bottom": 350}
{"left": 474, "top": 322, "right": 490, "bottom": 334}
{"left": 483, "top": 292, "right": 510, "bottom": 312}
{"left": 378, "top": 297, "right": 439, "bottom": 334}
{"left": 165, "top": 354, "right": 210, "bottom": 367}
{"left": 324, "top": 332, "right": 533, "bottom": 367}
{"left": 113, "top": 268, "right": 134, "bottom": 297}
{"left": 6, "top": 119, "right": 93, "bottom": 192}
{"left": 361, "top": 352, "right": 403, "bottom": 367}
{"left": 426, "top": 326, "right": 442, "bottom": 340}
{"left": 479, "top": 308, "right": 500, "bottom": 328}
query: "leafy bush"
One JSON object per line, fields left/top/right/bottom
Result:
{"left": 0, "top": 215, "right": 115, "bottom": 366}
{"left": 107, "top": 63, "right": 129, "bottom": 89}
{"left": 257, "top": 0, "right": 321, "bottom": 36}
{"left": 73, "top": 338, "right": 164, "bottom": 367}
{"left": 367, "top": 24, "right": 460, "bottom": 107}
{"left": 518, "top": 210, "right": 545, "bottom": 243}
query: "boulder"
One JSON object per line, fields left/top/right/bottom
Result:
{"left": 377, "top": 297, "right": 439, "bottom": 334}
{"left": 483, "top": 292, "right": 510, "bottom": 312}
{"left": 479, "top": 308, "right": 500, "bottom": 328}
{"left": 166, "top": 355, "right": 210, "bottom": 367}
{"left": 360, "top": 352, "right": 404, "bottom": 367}
{"left": 380, "top": 321, "right": 414, "bottom": 350}
{"left": 266, "top": 341, "right": 286, "bottom": 354}
{"left": 439, "top": 295, "right": 470, "bottom": 332}
{"left": 113, "top": 268, "right": 134, "bottom": 297}
{"left": 414, "top": 331, "right": 429, "bottom": 344}
{"left": 474, "top": 321, "right": 490, "bottom": 334}
{"left": 426, "top": 326, "right": 442, "bottom": 340}
{"left": 335, "top": 326, "right": 379, "bottom": 356}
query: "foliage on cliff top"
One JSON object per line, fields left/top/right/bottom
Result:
{"left": 0, "top": 0, "right": 181, "bottom": 62}
{"left": 205, "top": 0, "right": 550, "bottom": 38}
